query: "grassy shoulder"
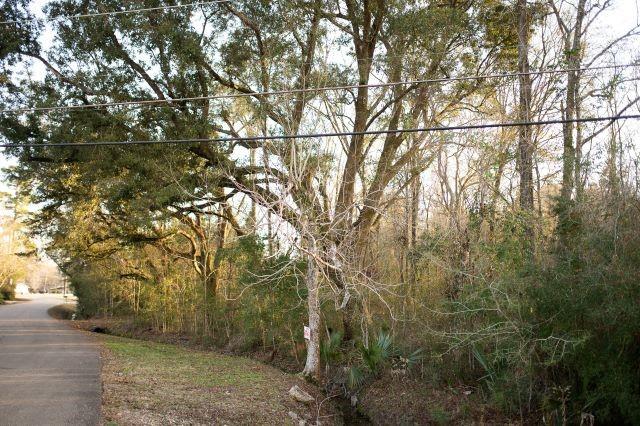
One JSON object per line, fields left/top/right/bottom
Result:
{"left": 53, "top": 311, "right": 341, "bottom": 423}
{"left": 98, "top": 334, "right": 341, "bottom": 425}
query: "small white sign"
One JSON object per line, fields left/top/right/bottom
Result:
{"left": 303, "top": 326, "right": 311, "bottom": 340}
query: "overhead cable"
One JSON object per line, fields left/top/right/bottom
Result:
{"left": 0, "top": 0, "right": 228, "bottom": 25}
{"left": 1, "top": 114, "right": 638, "bottom": 148}
{"left": 2, "top": 63, "right": 637, "bottom": 115}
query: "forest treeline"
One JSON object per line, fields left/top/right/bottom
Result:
{"left": 1, "top": 0, "right": 639, "bottom": 423}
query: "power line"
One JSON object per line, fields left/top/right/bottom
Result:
{"left": 2, "top": 63, "right": 637, "bottom": 115}
{"left": 2, "top": 114, "right": 638, "bottom": 148}
{"left": 0, "top": 0, "right": 229, "bottom": 25}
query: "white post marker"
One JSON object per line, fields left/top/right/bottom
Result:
{"left": 303, "top": 325, "right": 311, "bottom": 340}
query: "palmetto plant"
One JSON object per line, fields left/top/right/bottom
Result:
{"left": 359, "top": 331, "right": 397, "bottom": 373}
{"left": 347, "top": 365, "right": 366, "bottom": 390}
{"left": 345, "top": 332, "right": 397, "bottom": 390}
{"left": 345, "top": 331, "right": 425, "bottom": 390}
{"left": 320, "top": 330, "right": 343, "bottom": 364}
{"left": 472, "top": 345, "right": 497, "bottom": 391}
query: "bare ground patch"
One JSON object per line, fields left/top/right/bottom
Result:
{"left": 358, "top": 373, "right": 511, "bottom": 425}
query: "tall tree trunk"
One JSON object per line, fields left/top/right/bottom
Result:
{"left": 574, "top": 100, "right": 584, "bottom": 200}
{"left": 517, "top": 0, "right": 535, "bottom": 247}
{"left": 302, "top": 251, "right": 321, "bottom": 381}
{"left": 335, "top": 61, "right": 372, "bottom": 227}
{"left": 334, "top": 0, "right": 385, "bottom": 229}
{"left": 209, "top": 212, "right": 228, "bottom": 297}
{"left": 558, "top": 0, "right": 586, "bottom": 246}
{"left": 249, "top": 148, "right": 257, "bottom": 229}
{"left": 408, "top": 169, "right": 420, "bottom": 291}
{"left": 560, "top": 70, "right": 576, "bottom": 203}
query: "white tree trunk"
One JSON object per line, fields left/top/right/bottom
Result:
{"left": 302, "top": 253, "right": 320, "bottom": 381}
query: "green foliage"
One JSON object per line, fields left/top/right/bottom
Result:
{"left": 526, "top": 206, "right": 640, "bottom": 422}
{"left": 0, "top": 0, "right": 40, "bottom": 70}
{"left": 320, "top": 330, "right": 343, "bottom": 364}
{"left": 471, "top": 345, "right": 496, "bottom": 387}
{"left": 347, "top": 365, "right": 366, "bottom": 390}
{"left": 429, "top": 404, "right": 451, "bottom": 425}
{"left": 70, "top": 273, "right": 101, "bottom": 318}
{"left": 0, "top": 286, "right": 14, "bottom": 301}
{"left": 337, "top": 331, "right": 417, "bottom": 390}
{"left": 218, "top": 240, "right": 308, "bottom": 353}
{"left": 450, "top": 195, "right": 640, "bottom": 423}
{"left": 359, "top": 332, "right": 396, "bottom": 374}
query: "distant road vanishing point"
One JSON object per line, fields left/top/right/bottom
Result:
{"left": 0, "top": 295, "right": 101, "bottom": 425}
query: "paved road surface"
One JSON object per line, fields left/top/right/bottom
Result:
{"left": 0, "top": 295, "right": 101, "bottom": 425}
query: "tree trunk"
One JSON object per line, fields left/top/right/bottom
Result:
{"left": 302, "top": 252, "right": 321, "bottom": 381}
{"left": 408, "top": 158, "right": 420, "bottom": 291}
{"left": 517, "top": 0, "right": 535, "bottom": 246}
{"left": 209, "top": 208, "right": 228, "bottom": 296}
{"left": 334, "top": 0, "right": 385, "bottom": 230}
{"left": 558, "top": 0, "right": 586, "bottom": 246}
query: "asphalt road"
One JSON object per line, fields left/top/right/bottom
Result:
{"left": 0, "top": 295, "right": 101, "bottom": 426}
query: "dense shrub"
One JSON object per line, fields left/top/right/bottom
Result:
{"left": 453, "top": 194, "right": 640, "bottom": 423}
{"left": 0, "top": 286, "right": 15, "bottom": 301}
{"left": 527, "top": 197, "right": 640, "bottom": 423}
